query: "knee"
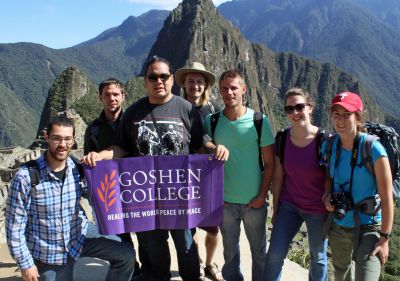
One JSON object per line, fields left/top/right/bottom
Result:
{"left": 265, "top": 250, "right": 285, "bottom": 264}
{"left": 119, "top": 242, "right": 136, "bottom": 263}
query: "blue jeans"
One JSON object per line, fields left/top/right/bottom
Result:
{"left": 136, "top": 228, "right": 201, "bottom": 281}
{"left": 263, "top": 202, "right": 328, "bottom": 281}
{"left": 35, "top": 222, "right": 135, "bottom": 281}
{"left": 220, "top": 202, "right": 267, "bottom": 281}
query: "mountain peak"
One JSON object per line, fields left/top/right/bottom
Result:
{"left": 141, "top": 0, "right": 379, "bottom": 130}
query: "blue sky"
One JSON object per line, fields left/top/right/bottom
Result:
{"left": 1, "top": 0, "right": 229, "bottom": 49}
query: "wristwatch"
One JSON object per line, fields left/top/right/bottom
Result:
{"left": 378, "top": 231, "right": 392, "bottom": 239}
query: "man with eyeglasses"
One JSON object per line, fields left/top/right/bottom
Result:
{"left": 83, "top": 55, "right": 229, "bottom": 281}
{"left": 6, "top": 116, "right": 135, "bottom": 281}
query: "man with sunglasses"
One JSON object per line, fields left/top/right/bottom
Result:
{"left": 204, "top": 70, "right": 275, "bottom": 281}
{"left": 6, "top": 116, "right": 135, "bottom": 281}
{"left": 83, "top": 56, "right": 228, "bottom": 281}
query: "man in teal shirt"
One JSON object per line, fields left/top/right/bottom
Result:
{"left": 205, "top": 70, "right": 275, "bottom": 281}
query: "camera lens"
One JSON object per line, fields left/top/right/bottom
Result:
{"left": 334, "top": 208, "right": 346, "bottom": 220}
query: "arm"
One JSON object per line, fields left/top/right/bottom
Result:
{"left": 247, "top": 145, "right": 274, "bottom": 209}
{"left": 82, "top": 145, "right": 128, "bottom": 167}
{"left": 5, "top": 172, "right": 36, "bottom": 272}
{"left": 271, "top": 155, "right": 284, "bottom": 224}
{"left": 370, "top": 156, "right": 393, "bottom": 265}
{"left": 322, "top": 176, "right": 335, "bottom": 212}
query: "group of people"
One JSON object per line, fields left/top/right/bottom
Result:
{"left": 5, "top": 55, "right": 393, "bottom": 281}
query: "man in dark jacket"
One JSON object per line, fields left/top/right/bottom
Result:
{"left": 84, "top": 78, "right": 125, "bottom": 154}
{"left": 84, "top": 78, "right": 142, "bottom": 278}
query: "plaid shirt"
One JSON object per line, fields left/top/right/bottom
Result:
{"left": 5, "top": 154, "right": 88, "bottom": 270}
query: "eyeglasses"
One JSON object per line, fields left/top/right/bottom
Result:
{"left": 147, "top": 73, "right": 171, "bottom": 82}
{"left": 284, "top": 103, "right": 308, "bottom": 114}
{"left": 49, "top": 135, "right": 75, "bottom": 145}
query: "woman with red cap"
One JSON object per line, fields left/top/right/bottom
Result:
{"left": 323, "top": 92, "right": 393, "bottom": 281}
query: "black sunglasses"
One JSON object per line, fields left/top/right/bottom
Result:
{"left": 147, "top": 73, "right": 171, "bottom": 82}
{"left": 284, "top": 103, "right": 308, "bottom": 114}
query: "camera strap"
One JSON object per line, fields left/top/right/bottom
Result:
{"left": 328, "top": 134, "right": 363, "bottom": 259}
{"left": 330, "top": 133, "right": 360, "bottom": 199}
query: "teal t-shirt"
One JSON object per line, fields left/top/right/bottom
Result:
{"left": 205, "top": 108, "right": 275, "bottom": 204}
{"left": 325, "top": 133, "right": 387, "bottom": 227}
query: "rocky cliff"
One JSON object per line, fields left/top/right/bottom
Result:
{"left": 145, "top": 0, "right": 383, "bottom": 131}
{"left": 35, "top": 67, "right": 97, "bottom": 148}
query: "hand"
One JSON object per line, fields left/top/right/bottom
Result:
{"left": 370, "top": 238, "right": 390, "bottom": 265}
{"left": 322, "top": 193, "right": 335, "bottom": 212}
{"left": 214, "top": 144, "right": 229, "bottom": 161}
{"left": 21, "top": 266, "right": 39, "bottom": 281}
{"left": 247, "top": 196, "right": 265, "bottom": 209}
{"left": 81, "top": 152, "right": 101, "bottom": 167}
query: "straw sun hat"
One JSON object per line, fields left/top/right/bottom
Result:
{"left": 175, "top": 62, "right": 216, "bottom": 87}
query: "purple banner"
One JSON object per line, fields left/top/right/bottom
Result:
{"left": 83, "top": 154, "right": 224, "bottom": 235}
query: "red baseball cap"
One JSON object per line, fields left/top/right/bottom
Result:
{"left": 331, "top": 92, "right": 363, "bottom": 112}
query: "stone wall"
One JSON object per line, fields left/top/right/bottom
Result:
{"left": 0, "top": 147, "right": 41, "bottom": 241}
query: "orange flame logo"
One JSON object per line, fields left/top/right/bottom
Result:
{"left": 97, "top": 169, "right": 117, "bottom": 212}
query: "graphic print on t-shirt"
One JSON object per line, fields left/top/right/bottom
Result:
{"left": 135, "top": 119, "right": 184, "bottom": 156}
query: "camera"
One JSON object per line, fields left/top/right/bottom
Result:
{"left": 330, "top": 192, "right": 353, "bottom": 220}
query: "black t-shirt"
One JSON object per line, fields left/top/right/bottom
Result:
{"left": 196, "top": 101, "right": 221, "bottom": 121}
{"left": 52, "top": 167, "right": 67, "bottom": 182}
{"left": 114, "top": 95, "right": 208, "bottom": 156}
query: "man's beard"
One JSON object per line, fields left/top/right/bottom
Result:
{"left": 107, "top": 105, "right": 121, "bottom": 114}
{"left": 48, "top": 146, "right": 71, "bottom": 162}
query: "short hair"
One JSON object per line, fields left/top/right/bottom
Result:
{"left": 142, "top": 55, "right": 173, "bottom": 76}
{"left": 284, "top": 87, "right": 314, "bottom": 107}
{"left": 47, "top": 116, "right": 75, "bottom": 137}
{"left": 98, "top": 78, "right": 124, "bottom": 95}
{"left": 219, "top": 69, "right": 245, "bottom": 86}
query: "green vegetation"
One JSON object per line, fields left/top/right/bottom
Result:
{"left": 219, "top": 0, "right": 400, "bottom": 118}
{"left": 285, "top": 209, "right": 400, "bottom": 280}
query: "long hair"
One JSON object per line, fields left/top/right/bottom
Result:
{"left": 182, "top": 73, "right": 211, "bottom": 106}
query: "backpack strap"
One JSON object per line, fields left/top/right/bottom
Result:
{"left": 69, "top": 155, "right": 85, "bottom": 180}
{"left": 25, "top": 160, "right": 40, "bottom": 187}
{"left": 210, "top": 112, "right": 220, "bottom": 140}
{"left": 316, "top": 129, "right": 326, "bottom": 160}
{"left": 360, "top": 134, "right": 379, "bottom": 177}
{"left": 253, "top": 112, "right": 264, "bottom": 170}
{"left": 323, "top": 134, "right": 339, "bottom": 179}
{"left": 208, "top": 101, "right": 216, "bottom": 114}
{"left": 275, "top": 128, "right": 288, "bottom": 167}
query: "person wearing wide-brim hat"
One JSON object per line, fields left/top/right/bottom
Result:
{"left": 175, "top": 62, "right": 223, "bottom": 281}
{"left": 175, "top": 62, "right": 221, "bottom": 120}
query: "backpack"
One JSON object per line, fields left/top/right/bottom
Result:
{"left": 275, "top": 128, "right": 327, "bottom": 170}
{"left": 210, "top": 111, "right": 264, "bottom": 170}
{"left": 25, "top": 156, "right": 84, "bottom": 187}
{"left": 324, "top": 122, "right": 400, "bottom": 206}
{"left": 362, "top": 122, "right": 400, "bottom": 205}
